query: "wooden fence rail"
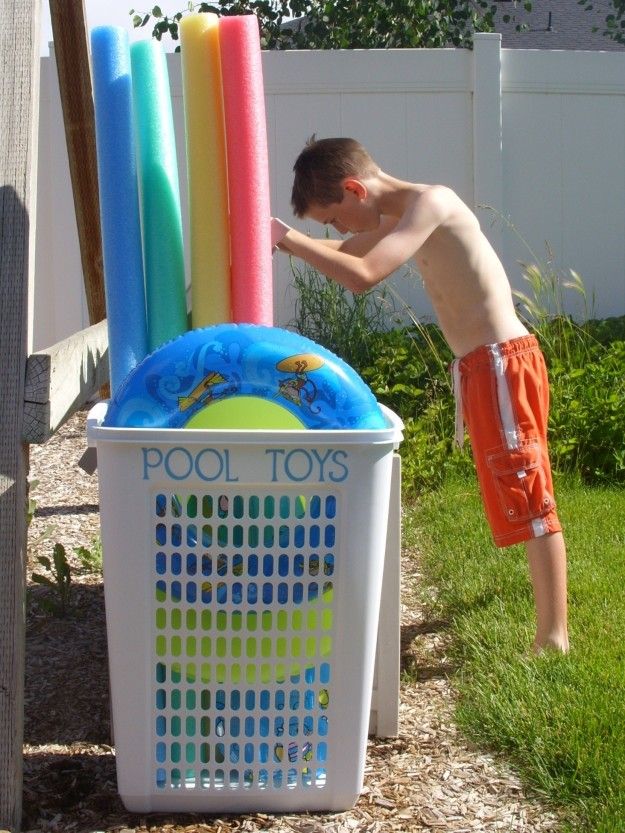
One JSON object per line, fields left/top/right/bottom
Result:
{"left": 23, "top": 320, "right": 109, "bottom": 444}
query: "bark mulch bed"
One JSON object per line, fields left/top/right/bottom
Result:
{"left": 22, "top": 409, "right": 563, "bottom": 833}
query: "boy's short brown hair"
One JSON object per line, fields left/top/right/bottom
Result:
{"left": 291, "top": 136, "right": 379, "bottom": 217}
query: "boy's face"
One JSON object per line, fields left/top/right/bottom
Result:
{"left": 306, "top": 179, "right": 379, "bottom": 235}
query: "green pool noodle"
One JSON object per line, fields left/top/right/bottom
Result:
{"left": 130, "top": 40, "right": 187, "bottom": 351}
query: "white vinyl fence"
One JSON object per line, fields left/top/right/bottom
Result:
{"left": 32, "top": 34, "right": 625, "bottom": 351}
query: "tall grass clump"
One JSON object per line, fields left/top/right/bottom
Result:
{"left": 511, "top": 244, "right": 625, "bottom": 484}
{"left": 288, "top": 257, "right": 391, "bottom": 370}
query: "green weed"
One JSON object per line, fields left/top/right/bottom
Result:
{"left": 74, "top": 537, "right": 103, "bottom": 574}
{"left": 32, "top": 543, "right": 73, "bottom": 617}
{"left": 31, "top": 537, "right": 103, "bottom": 617}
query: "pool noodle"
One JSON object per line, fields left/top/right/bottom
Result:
{"left": 179, "top": 13, "right": 231, "bottom": 327}
{"left": 219, "top": 15, "right": 273, "bottom": 326}
{"left": 90, "top": 26, "right": 148, "bottom": 394}
{"left": 130, "top": 40, "right": 188, "bottom": 351}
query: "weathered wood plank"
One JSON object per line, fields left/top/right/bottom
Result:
{"left": 49, "top": 0, "right": 106, "bottom": 325}
{"left": 23, "top": 320, "right": 110, "bottom": 444}
{"left": 0, "top": 1, "right": 41, "bottom": 829}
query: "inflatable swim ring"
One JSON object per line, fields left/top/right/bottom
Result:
{"left": 103, "top": 324, "right": 386, "bottom": 430}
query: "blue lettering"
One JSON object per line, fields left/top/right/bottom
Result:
{"left": 142, "top": 447, "right": 163, "bottom": 481}
{"left": 194, "top": 448, "right": 223, "bottom": 481}
{"left": 264, "top": 447, "right": 350, "bottom": 482}
{"left": 284, "top": 449, "right": 314, "bottom": 482}
{"left": 141, "top": 446, "right": 240, "bottom": 482}
{"left": 329, "top": 450, "right": 349, "bottom": 482}
{"left": 165, "top": 447, "right": 194, "bottom": 481}
{"left": 195, "top": 448, "right": 239, "bottom": 482}
{"left": 265, "top": 448, "right": 285, "bottom": 482}
{"left": 310, "top": 449, "right": 333, "bottom": 481}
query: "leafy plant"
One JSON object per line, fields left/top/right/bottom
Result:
{"left": 30, "top": 536, "right": 104, "bottom": 617}
{"left": 579, "top": 0, "right": 625, "bottom": 45}
{"left": 548, "top": 340, "right": 625, "bottom": 483}
{"left": 130, "top": 0, "right": 534, "bottom": 51}
{"left": 32, "top": 543, "right": 73, "bottom": 617}
{"left": 74, "top": 537, "right": 103, "bottom": 575}
{"left": 513, "top": 260, "right": 600, "bottom": 368}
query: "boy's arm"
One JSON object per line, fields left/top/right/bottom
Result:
{"left": 333, "top": 215, "right": 399, "bottom": 255}
{"left": 272, "top": 216, "right": 397, "bottom": 255}
{"left": 275, "top": 186, "right": 450, "bottom": 293}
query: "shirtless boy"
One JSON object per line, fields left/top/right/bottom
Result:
{"left": 271, "top": 136, "right": 569, "bottom": 654}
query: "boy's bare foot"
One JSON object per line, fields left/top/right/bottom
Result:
{"left": 532, "top": 634, "right": 570, "bottom": 655}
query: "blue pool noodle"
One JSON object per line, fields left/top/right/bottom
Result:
{"left": 130, "top": 40, "right": 188, "bottom": 352}
{"left": 91, "top": 26, "right": 148, "bottom": 394}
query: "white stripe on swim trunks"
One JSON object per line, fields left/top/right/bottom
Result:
{"left": 490, "top": 344, "right": 519, "bottom": 451}
{"left": 451, "top": 345, "right": 519, "bottom": 450}
{"left": 452, "top": 358, "right": 463, "bottom": 448}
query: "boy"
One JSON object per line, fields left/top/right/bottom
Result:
{"left": 271, "top": 136, "right": 569, "bottom": 653}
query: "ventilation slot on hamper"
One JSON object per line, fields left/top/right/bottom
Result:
{"left": 151, "top": 488, "right": 340, "bottom": 795}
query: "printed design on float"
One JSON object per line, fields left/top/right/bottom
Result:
{"left": 104, "top": 324, "right": 386, "bottom": 430}
{"left": 276, "top": 354, "right": 323, "bottom": 414}
{"left": 178, "top": 371, "right": 227, "bottom": 412}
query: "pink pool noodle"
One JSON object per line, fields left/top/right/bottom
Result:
{"left": 219, "top": 15, "right": 273, "bottom": 326}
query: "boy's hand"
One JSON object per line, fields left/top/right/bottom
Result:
{"left": 271, "top": 217, "right": 292, "bottom": 252}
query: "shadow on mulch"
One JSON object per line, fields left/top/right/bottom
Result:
{"left": 25, "top": 583, "right": 111, "bottom": 746}
{"left": 22, "top": 750, "right": 124, "bottom": 831}
{"left": 23, "top": 582, "right": 121, "bottom": 831}
{"left": 399, "top": 620, "right": 458, "bottom": 681}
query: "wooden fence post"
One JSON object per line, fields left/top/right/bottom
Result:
{"left": 0, "top": 1, "right": 41, "bottom": 829}
{"left": 49, "top": 0, "right": 106, "bottom": 325}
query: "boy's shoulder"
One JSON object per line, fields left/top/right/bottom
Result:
{"left": 396, "top": 183, "right": 466, "bottom": 227}
{"left": 400, "top": 182, "right": 460, "bottom": 212}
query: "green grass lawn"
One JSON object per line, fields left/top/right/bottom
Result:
{"left": 406, "top": 472, "right": 625, "bottom": 833}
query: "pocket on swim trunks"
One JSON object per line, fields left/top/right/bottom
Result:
{"left": 487, "top": 439, "right": 555, "bottom": 523}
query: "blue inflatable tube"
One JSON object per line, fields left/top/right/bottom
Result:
{"left": 103, "top": 324, "right": 386, "bottom": 430}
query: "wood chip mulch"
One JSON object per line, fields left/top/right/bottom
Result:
{"left": 22, "top": 409, "right": 564, "bottom": 833}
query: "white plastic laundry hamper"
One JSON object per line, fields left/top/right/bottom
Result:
{"left": 88, "top": 401, "right": 403, "bottom": 813}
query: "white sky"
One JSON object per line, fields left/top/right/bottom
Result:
{"left": 41, "top": 0, "right": 186, "bottom": 54}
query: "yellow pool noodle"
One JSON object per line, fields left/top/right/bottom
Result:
{"left": 180, "top": 13, "right": 231, "bottom": 326}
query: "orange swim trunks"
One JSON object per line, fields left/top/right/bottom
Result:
{"left": 451, "top": 335, "right": 562, "bottom": 547}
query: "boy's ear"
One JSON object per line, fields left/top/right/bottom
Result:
{"left": 342, "top": 178, "right": 367, "bottom": 200}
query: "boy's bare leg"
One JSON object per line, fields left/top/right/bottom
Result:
{"left": 525, "top": 532, "right": 569, "bottom": 653}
